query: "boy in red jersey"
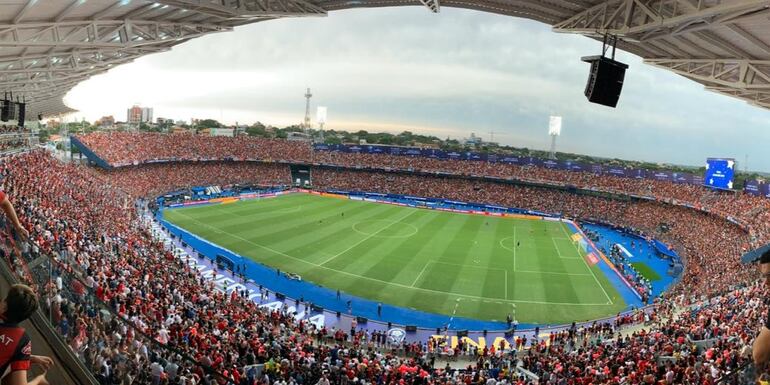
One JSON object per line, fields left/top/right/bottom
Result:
{"left": 0, "top": 284, "right": 51, "bottom": 385}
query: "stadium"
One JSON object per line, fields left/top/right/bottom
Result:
{"left": 0, "top": 1, "right": 770, "bottom": 385}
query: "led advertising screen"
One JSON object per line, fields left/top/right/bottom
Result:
{"left": 704, "top": 158, "right": 735, "bottom": 190}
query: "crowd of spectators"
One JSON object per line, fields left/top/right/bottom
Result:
{"left": 0, "top": 151, "right": 463, "bottom": 385}
{"left": 91, "top": 162, "right": 291, "bottom": 198}
{"left": 75, "top": 132, "right": 311, "bottom": 166}
{"left": 73, "top": 132, "right": 769, "bottom": 239}
{"left": 310, "top": 169, "right": 752, "bottom": 300}
{"left": 0, "top": 124, "right": 31, "bottom": 134}
{"left": 606, "top": 245, "right": 653, "bottom": 300}
{"left": 3, "top": 133, "right": 770, "bottom": 384}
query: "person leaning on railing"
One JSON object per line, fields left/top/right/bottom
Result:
{"left": 0, "top": 189, "right": 28, "bottom": 239}
{"left": 0, "top": 284, "right": 53, "bottom": 385}
{"left": 741, "top": 245, "right": 770, "bottom": 383}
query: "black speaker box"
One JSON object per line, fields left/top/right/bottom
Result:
{"left": 456, "top": 330, "right": 468, "bottom": 337}
{"left": 582, "top": 55, "right": 629, "bottom": 108}
{"left": 405, "top": 325, "right": 417, "bottom": 333}
{"left": 16, "top": 103, "right": 25, "bottom": 126}
{"left": 0, "top": 101, "right": 9, "bottom": 122}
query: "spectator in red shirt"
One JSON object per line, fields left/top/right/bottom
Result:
{"left": 0, "top": 284, "right": 51, "bottom": 385}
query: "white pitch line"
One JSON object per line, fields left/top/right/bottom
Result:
{"left": 505, "top": 270, "right": 508, "bottom": 300}
{"left": 561, "top": 223, "right": 613, "bottom": 304}
{"left": 411, "top": 261, "right": 432, "bottom": 287}
{"left": 321, "top": 209, "right": 417, "bottom": 265}
{"left": 171, "top": 211, "right": 613, "bottom": 306}
{"left": 512, "top": 226, "right": 517, "bottom": 272}
{"left": 552, "top": 238, "right": 563, "bottom": 257}
{"left": 514, "top": 270, "right": 593, "bottom": 276}
{"left": 552, "top": 238, "right": 581, "bottom": 259}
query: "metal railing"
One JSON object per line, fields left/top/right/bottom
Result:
{"left": 0, "top": 219, "right": 233, "bottom": 384}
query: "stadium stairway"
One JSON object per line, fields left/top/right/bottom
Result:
{"left": 0, "top": 260, "right": 96, "bottom": 384}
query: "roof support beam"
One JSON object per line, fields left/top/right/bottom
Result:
{"left": 553, "top": 0, "right": 770, "bottom": 43}
{"left": 13, "top": 0, "right": 37, "bottom": 25}
{"left": 644, "top": 58, "right": 770, "bottom": 88}
{"left": 0, "top": 20, "right": 231, "bottom": 49}
{"left": 55, "top": 0, "right": 85, "bottom": 23}
{"left": 154, "top": 0, "right": 328, "bottom": 19}
{"left": 646, "top": 58, "right": 770, "bottom": 107}
{"left": 419, "top": 0, "right": 440, "bottom": 13}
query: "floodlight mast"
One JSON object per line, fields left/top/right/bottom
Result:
{"left": 316, "top": 106, "right": 327, "bottom": 142}
{"left": 303, "top": 88, "right": 313, "bottom": 132}
{"left": 548, "top": 116, "right": 562, "bottom": 159}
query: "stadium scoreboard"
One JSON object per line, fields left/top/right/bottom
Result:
{"left": 704, "top": 158, "right": 735, "bottom": 190}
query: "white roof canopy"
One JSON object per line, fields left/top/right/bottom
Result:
{"left": 2, "top": 0, "right": 769, "bottom": 119}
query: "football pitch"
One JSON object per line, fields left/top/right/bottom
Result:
{"left": 163, "top": 193, "right": 626, "bottom": 324}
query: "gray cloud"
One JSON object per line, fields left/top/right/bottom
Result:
{"left": 66, "top": 6, "right": 770, "bottom": 170}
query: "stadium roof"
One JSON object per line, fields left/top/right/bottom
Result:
{"left": 2, "top": 0, "right": 770, "bottom": 119}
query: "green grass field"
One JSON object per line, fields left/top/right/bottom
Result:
{"left": 630, "top": 262, "right": 662, "bottom": 281}
{"left": 163, "top": 193, "right": 626, "bottom": 324}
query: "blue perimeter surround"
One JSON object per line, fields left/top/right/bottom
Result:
{"left": 581, "top": 223, "right": 678, "bottom": 298}
{"left": 564, "top": 222, "right": 645, "bottom": 308}
{"left": 160, "top": 191, "right": 662, "bottom": 330}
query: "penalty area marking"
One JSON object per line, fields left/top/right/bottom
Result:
{"left": 552, "top": 238, "right": 581, "bottom": 259}
{"left": 560, "top": 222, "right": 613, "bottom": 305}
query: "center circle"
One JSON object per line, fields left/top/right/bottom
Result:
{"left": 499, "top": 236, "right": 516, "bottom": 252}
{"left": 352, "top": 220, "right": 419, "bottom": 238}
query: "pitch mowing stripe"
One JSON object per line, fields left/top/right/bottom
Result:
{"left": 192, "top": 196, "right": 344, "bottom": 233}
{"left": 320, "top": 209, "right": 417, "bottom": 265}
{"left": 164, "top": 195, "right": 628, "bottom": 322}
{"left": 345, "top": 210, "right": 454, "bottom": 314}
{"left": 171, "top": 208, "right": 614, "bottom": 306}
{"left": 420, "top": 215, "right": 475, "bottom": 294}
{"left": 470, "top": 219, "right": 507, "bottom": 301}
{"left": 173, "top": 194, "right": 304, "bottom": 221}
{"left": 242, "top": 200, "right": 378, "bottom": 245}
{"left": 312, "top": 204, "right": 423, "bottom": 269}
{"left": 353, "top": 210, "right": 446, "bottom": 286}
{"left": 269, "top": 202, "right": 389, "bottom": 260}
{"left": 214, "top": 197, "right": 325, "bottom": 221}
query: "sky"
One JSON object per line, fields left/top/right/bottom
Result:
{"left": 64, "top": 6, "right": 770, "bottom": 171}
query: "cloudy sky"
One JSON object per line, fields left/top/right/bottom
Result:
{"left": 65, "top": 6, "right": 770, "bottom": 171}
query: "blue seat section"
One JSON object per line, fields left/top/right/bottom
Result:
{"left": 70, "top": 136, "right": 112, "bottom": 169}
{"left": 563, "top": 222, "right": 644, "bottom": 309}
{"left": 580, "top": 223, "right": 678, "bottom": 298}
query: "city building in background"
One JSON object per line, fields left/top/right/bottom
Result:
{"left": 96, "top": 116, "right": 115, "bottom": 128}
{"left": 126, "top": 105, "right": 153, "bottom": 125}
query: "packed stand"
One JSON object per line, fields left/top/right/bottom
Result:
{"left": 0, "top": 145, "right": 767, "bottom": 384}
{"left": 0, "top": 124, "right": 32, "bottom": 134}
{"left": 75, "top": 132, "right": 768, "bottom": 244}
{"left": 91, "top": 162, "right": 291, "bottom": 198}
{"left": 311, "top": 168, "right": 752, "bottom": 300}
{"left": 75, "top": 132, "right": 312, "bottom": 166}
{"left": 0, "top": 151, "right": 455, "bottom": 385}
